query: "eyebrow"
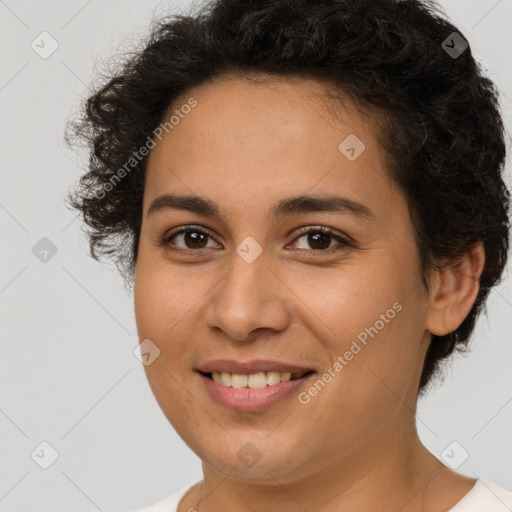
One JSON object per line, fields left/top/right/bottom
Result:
{"left": 147, "top": 193, "right": 374, "bottom": 221}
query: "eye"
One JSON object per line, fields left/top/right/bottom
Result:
{"left": 287, "top": 226, "right": 352, "bottom": 254}
{"left": 162, "top": 225, "right": 220, "bottom": 254}
{"left": 161, "top": 225, "right": 352, "bottom": 255}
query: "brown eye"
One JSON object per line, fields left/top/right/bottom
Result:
{"left": 181, "top": 230, "right": 209, "bottom": 249}
{"left": 305, "top": 231, "right": 332, "bottom": 250}
{"left": 289, "top": 226, "right": 351, "bottom": 254}
{"left": 163, "top": 226, "right": 218, "bottom": 252}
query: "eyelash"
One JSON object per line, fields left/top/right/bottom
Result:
{"left": 160, "top": 224, "right": 353, "bottom": 256}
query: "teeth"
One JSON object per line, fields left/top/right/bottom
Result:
{"left": 231, "top": 374, "right": 248, "bottom": 388}
{"left": 210, "top": 371, "right": 296, "bottom": 388}
{"left": 267, "top": 371, "right": 282, "bottom": 386}
{"left": 220, "top": 372, "right": 231, "bottom": 386}
{"left": 247, "top": 372, "right": 266, "bottom": 389}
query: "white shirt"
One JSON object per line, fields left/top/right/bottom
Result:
{"left": 130, "top": 478, "right": 512, "bottom": 512}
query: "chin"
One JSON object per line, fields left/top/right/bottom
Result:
{"left": 189, "top": 432, "right": 314, "bottom": 483}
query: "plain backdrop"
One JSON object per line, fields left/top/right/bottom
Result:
{"left": 1, "top": 0, "right": 511, "bottom": 511}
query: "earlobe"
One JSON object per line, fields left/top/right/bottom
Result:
{"left": 425, "top": 242, "right": 485, "bottom": 337}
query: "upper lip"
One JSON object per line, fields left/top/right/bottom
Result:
{"left": 197, "top": 359, "right": 315, "bottom": 375}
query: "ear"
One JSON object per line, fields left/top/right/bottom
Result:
{"left": 425, "top": 242, "right": 485, "bottom": 336}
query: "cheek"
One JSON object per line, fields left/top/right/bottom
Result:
{"left": 134, "top": 260, "right": 183, "bottom": 380}
{"left": 326, "top": 287, "right": 427, "bottom": 429}
{"left": 300, "top": 259, "right": 408, "bottom": 348}
{"left": 133, "top": 260, "right": 205, "bottom": 426}
{"left": 134, "top": 268, "right": 163, "bottom": 341}
{"left": 133, "top": 254, "right": 214, "bottom": 370}
{"left": 134, "top": 251, "right": 188, "bottom": 339}
{"left": 309, "top": 255, "right": 426, "bottom": 395}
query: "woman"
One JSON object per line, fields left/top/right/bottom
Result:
{"left": 66, "top": 0, "right": 512, "bottom": 510}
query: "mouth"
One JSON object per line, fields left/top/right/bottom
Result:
{"left": 199, "top": 370, "right": 315, "bottom": 388}
{"left": 197, "top": 369, "right": 316, "bottom": 412}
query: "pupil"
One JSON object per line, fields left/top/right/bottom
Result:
{"left": 185, "top": 231, "right": 207, "bottom": 249}
{"left": 309, "top": 232, "right": 330, "bottom": 250}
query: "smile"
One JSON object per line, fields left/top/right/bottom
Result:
{"left": 204, "top": 370, "right": 308, "bottom": 388}
{"left": 198, "top": 370, "right": 315, "bottom": 412}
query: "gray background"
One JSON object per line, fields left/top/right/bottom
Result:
{"left": 0, "top": 0, "right": 511, "bottom": 511}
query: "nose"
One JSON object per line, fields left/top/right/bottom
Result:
{"left": 203, "top": 251, "right": 290, "bottom": 342}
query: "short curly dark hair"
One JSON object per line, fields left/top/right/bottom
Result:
{"left": 66, "top": 0, "right": 510, "bottom": 396}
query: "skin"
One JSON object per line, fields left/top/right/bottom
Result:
{"left": 133, "top": 75, "right": 485, "bottom": 512}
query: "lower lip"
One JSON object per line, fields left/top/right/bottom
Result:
{"left": 199, "top": 372, "right": 314, "bottom": 412}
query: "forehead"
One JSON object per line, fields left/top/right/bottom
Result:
{"left": 162, "top": 74, "right": 380, "bottom": 148}
{"left": 143, "top": 75, "right": 401, "bottom": 227}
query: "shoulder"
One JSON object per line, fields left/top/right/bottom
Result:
{"left": 449, "top": 479, "right": 512, "bottom": 511}
{"left": 479, "top": 480, "right": 512, "bottom": 510}
{"left": 128, "top": 485, "right": 192, "bottom": 512}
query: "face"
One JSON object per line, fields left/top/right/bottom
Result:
{"left": 134, "top": 75, "right": 433, "bottom": 484}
